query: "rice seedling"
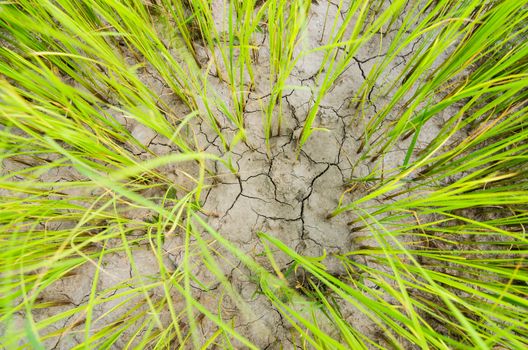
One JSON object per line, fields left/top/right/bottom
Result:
{"left": 1, "top": 0, "right": 527, "bottom": 349}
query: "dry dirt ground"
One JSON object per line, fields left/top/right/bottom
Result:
{"left": 2, "top": 1, "right": 465, "bottom": 349}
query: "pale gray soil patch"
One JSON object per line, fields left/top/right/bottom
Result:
{"left": 2, "top": 1, "right": 465, "bottom": 349}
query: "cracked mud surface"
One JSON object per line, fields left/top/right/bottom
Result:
{"left": 3, "top": 1, "right": 462, "bottom": 349}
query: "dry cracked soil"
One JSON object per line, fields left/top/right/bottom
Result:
{"left": 2, "top": 1, "right": 465, "bottom": 349}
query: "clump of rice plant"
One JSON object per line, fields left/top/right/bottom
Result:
{"left": 1, "top": 0, "right": 527, "bottom": 349}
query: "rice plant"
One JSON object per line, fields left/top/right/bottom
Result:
{"left": 1, "top": 0, "right": 527, "bottom": 349}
